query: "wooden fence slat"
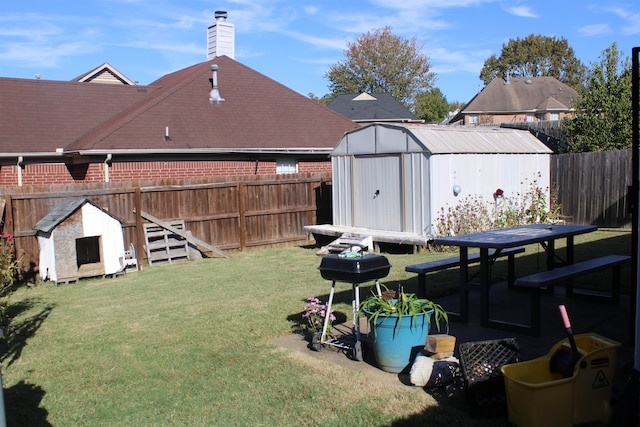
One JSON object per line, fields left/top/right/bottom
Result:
{"left": 0, "top": 173, "right": 330, "bottom": 270}
{"left": 551, "top": 148, "right": 631, "bottom": 228}
{"left": 0, "top": 148, "right": 633, "bottom": 276}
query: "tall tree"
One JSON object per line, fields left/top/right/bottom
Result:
{"left": 325, "top": 26, "right": 436, "bottom": 107}
{"left": 308, "top": 92, "right": 336, "bottom": 106}
{"left": 562, "top": 43, "right": 632, "bottom": 152}
{"left": 414, "top": 88, "right": 449, "bottom": 123}
{"left": 479, "top": 34, "right": 586, "bottom": 89}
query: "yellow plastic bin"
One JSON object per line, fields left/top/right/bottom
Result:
{"left": 501, "top": 333, "right": 620, "bottom": 427}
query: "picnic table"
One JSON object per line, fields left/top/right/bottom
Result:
{"left": 433, "top": 224, "right": 599, "bottom": 335}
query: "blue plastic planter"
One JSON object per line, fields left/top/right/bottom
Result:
{"left": 365, "top": 309, "right": 433, "bottom": 373}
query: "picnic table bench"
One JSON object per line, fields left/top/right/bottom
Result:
{"left": 513, "top": 254, "right": 631, "bottom": 336}
{"left": 405, "top": 246, "right": 525, "bottom": 297}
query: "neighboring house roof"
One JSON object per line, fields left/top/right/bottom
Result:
{"left": 461, "top": 76, "right": 578, "bottom": 114}
{"left": 72, "top": 63, "right": 136, "bottom": 85}
{"left": 327, "top": 92, "right": 419, "bottom": 122}
{"left": 0, "top": 78, "right": 156, "bottom": 154}
{"left": 0, "top": 56, "right": 359, "bottom": 157}
{"left": 333, "top": 123, "right": 553, "bottom": 156}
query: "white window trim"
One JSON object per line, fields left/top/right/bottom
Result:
{"left": 276, "top": 158, "right": 298, "bottom": 174}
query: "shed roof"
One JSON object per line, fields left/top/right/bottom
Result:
{"left": 33, "top": 199, "right": 122, "bottom": 233}
{"left": 333, "top": 123, "right": 553, "bottom": 156}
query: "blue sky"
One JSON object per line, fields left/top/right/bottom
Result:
{"left": 1, "top": 1, "right": 639, "bottom": 103}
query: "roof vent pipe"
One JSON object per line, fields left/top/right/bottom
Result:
{"left": 215, "top": 11, "right": 227, "bottom": 21}
{"left": 209, "top": 65, "right": 225, "bottom": 103}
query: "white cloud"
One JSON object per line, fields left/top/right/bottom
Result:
{"left": 118, "top": 40, "right": 202, "bottom": 55}
{"left": 505, "top": 6, "right": 538, "bottom": 18}
{"left": 428, "top": 46, "right": 491, "bottom": 74}
{"left": 304, "top": 6, "right": 320, "bottom": 15}
{"left": 280, "top": 31, "right": 348, "bottom": 50}
{"left": 596, "top": 5, "right": 640, "bottom": 35}
{"left": 370, "top": 0, "right": 494, "bottom": 9}
{"left": 0, "top": 40, "right": 97, "bottom": 67}
{"left": 578, "top": 24, "right": 611, "bottom": 37}
{"left": 0, "top": 12, "right": 106, "bottom": 67}
{"left": 623, "top": 19, "right": 640, "bottom": 35}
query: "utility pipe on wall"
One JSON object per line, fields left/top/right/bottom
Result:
{"left": 104, "top": 153, "right": 112, "bottom": 182}
{"left": 17, "top": 156, "right": 24, "bottom": 187}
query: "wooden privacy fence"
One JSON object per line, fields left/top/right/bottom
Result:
{"left": 0, "top": 149, "right": 633, "bottom": 276}
{"left": 551, "top": 149, "right": 632, "bottom": 229}
{"left": 0, "top": 173, "right": 332, "bottom": 272}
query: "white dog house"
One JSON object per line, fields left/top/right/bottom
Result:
{"left": 34, "top": 199, "right": 126, "bottom": 284}
{"left": 307, "top": 123, "right": 553, "bottom": 245}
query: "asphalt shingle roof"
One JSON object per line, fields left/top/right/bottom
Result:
{"left": 462, "top": 76, "right": 578, "bottom": 114}
{"left": 327, "top": 92, "right": 418, "bottom": 121}
{"left": 1, "top": 56, "right": 360, "bottom": 155}
{"left": 0, "top": 78, "right": 154, "bottom": 154}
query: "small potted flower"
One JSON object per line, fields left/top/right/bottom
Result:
{"left": 302, "top": 296, "right": 336, "bottom": 349}
{"left": 359, "top": 285, "right": 448, "bottom": 373}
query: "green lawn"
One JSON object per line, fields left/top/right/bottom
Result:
{"left": 0, "top": 229, "right": 632, "bottom": 426}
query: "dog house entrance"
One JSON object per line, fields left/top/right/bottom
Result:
{"left": 76, "top": 236, "right": 101, "bottom": 267}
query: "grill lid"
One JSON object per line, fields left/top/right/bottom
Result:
{"left": 318, "top": 253, "right": 391, "bottom": 282}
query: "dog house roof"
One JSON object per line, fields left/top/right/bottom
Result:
{"left": 33, "top": 199, "right": 122, "bottom": 234}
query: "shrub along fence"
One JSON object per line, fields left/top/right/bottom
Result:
{"left": 0, "top": 173, "right": 333, "bottom": 272}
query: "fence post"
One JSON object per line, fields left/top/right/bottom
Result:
{"left": 135, "top": 187, "right": 144, "bottom": 267}
{"left": 3, "top": 195, "right": 13, "bottom": 237}
{"left": 238, "top": 182, "right": 246, "bottom": 251}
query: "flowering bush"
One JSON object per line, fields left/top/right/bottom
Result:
{"left": 436, "top": 174, "right": 561, "bottom": 239}
{"left": 0, "top": 232, "right": 22, "bottom": 329}
{"left": 436, "top": 194, "right": 492, "bottom": 238}
{"left": 302, "top": 296, "right": 336, "bottom": 334}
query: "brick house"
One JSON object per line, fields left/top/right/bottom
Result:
{"left": 449, "top": 76, "right": 579, "bottom": 125}
{"left": 0, "top": 56, "right": 358, "bottom": 187}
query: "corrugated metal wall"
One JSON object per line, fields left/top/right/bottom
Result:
{"left": 429, "top": 153, "right": 551, "bottom": 231}
{"left": 352, "top": 155, "right": 403, "bottom": 231}
{"left": 331, "top": 123, "right": 551, "bottom": 237}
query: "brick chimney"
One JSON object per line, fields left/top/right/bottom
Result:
{"left": 207, "top": 11, "right": 235, "bottom": 60}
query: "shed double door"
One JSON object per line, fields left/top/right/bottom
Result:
{"left": 352, "top": 155, "right": 403, "bottom": 231}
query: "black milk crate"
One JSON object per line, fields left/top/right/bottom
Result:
{"left": 458, "top": 338, "right": 519, "bottom": 416}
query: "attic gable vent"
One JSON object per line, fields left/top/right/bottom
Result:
{"left": 353, "top": 92, "right": 377, "bottom": 101}
{"left": 209, "top": 64, "right": 225, "bottom": 103}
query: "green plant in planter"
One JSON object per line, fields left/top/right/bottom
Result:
{"left": 359, "top": 285, "right": 449, "bottom": 334}
{"left": 359, "top": 285, "right": 449, "bottom": 373}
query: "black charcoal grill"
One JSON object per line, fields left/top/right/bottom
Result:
{"left": 314, "top": 253, "right": 391, "bottom": 360}
{"left": 319, "top": 253, "right": 391, "bottom": 283}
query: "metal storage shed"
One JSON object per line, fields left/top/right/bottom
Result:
{"left": 310, "top": 123, "right": 553, "bottom": 245}
{"left": 34, "top": 199, "right": 126, "bottom": 284}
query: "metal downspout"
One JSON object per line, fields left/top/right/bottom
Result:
{"left": 17, "top": 156, "right": 23, "bottom": 187}
{"left": 104, "top": 154, "right": 112, "bottom": 182}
